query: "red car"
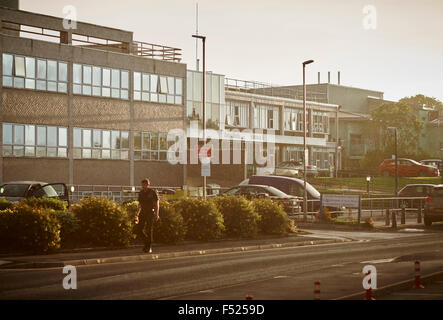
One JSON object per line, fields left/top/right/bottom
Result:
{"left": 379, "top": 158, "right": 440, "bottom": 177}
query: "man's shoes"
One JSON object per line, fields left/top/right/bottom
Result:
{"left": 143, "top": 246, "right": 152, "bottom": 253}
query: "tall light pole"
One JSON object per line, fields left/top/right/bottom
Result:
{"left": 302, "top": 59, "right": 314, "bottom": 221}
{"left": 192, "top": 34, "right": 206, "bottom": 198}
{"left": 387, "top": 126, "right": 398, "bottom": 204}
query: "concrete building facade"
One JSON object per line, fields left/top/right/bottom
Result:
{"left": 1, "top": 7, "right": 187, "bottom": 189}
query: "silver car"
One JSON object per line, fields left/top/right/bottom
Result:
{"left": 274, "top": 161, "right": 318, "bottom": 178}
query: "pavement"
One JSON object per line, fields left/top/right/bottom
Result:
{"left": 0, "top": 231, "right": 352, "bottom": 269}
{"left": 0, "top": 217, "right": 435, "bottom": 269}
{"left": 1, "top": 220, "right": 442, "bottom": 300}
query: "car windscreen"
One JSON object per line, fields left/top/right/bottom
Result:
{"left": 262, "top": 186, "right": 290, "bottom": 197}
{"left": 35, "top": 185, "right": 59, "bottom": 198}
{"left": 0, "top": 184, "right": 29, "bottom": 197}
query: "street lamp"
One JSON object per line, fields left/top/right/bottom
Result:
{"left": 192, "top": 34, "right": 207, "bottom": 199}
{"left": 366, "top": 176, "right": 371, "bottom": 196}
{"left": 302, "top": 59, "right": 314, "bottom": 221}
{"left": 387, "top": 126, "right": 398, "bottom": 204}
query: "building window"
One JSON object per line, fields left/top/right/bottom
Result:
{"left": 2, "top": 123, "right": 67, "bottom": 158}
{"left": 133, "top": 131, "right": 172, "bottom": 161}
{"left": 133, "top": 72, "right": 183, "bottom": 105}
{"left": 73, "top": 127, "right": 129, "bottom": 160}
{"left": 2, "top": 53, "right": 68, "bottom": 93}
{"left": 73, "top": 63, "right": 128, "bottom": 100}
{"left": 254, "top": 104, "right": 279, "bottom": 130}
{"left": 225, "top": 101, "right": 249, "bottom": 128}
{"left": 312, "top": 111, "right": 329, "bottom": 134}
{"left": 284, "top": 108, "right": 304, "bottom": 132}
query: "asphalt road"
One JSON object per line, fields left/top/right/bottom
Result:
{"left": 0, "top": 228, "right": 442, "bottom": 300}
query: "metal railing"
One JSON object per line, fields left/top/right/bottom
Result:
{"left": 69, "top": 185, "right": 182, "bottom": 203}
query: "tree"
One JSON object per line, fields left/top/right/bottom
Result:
{"left": 370, "top": 101, "right": 424, "bottom": 156}
{"left": 399, "top": 94, "right": 443, "bottom": 111}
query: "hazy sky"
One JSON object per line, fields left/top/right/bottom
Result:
{"left": 20, "top": 0, "right": 443, "bottom": 103}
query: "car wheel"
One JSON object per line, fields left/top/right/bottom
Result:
{"left": 382, "top": 170, "right": 390, "bottom": 177}
{"left": 424, "top": 217, "right": 432, "bottom": 227}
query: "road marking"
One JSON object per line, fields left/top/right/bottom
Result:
{"left": 274, "top": 275, "right": 289, "bottom": 279}
{"left": 360, "top": 258, "right": 396, "bottom": 264}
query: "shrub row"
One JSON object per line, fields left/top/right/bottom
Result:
{"left": 0, "top": 195, "right": 293, "bottom": 253}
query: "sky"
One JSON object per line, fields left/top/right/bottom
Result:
{"left": 19, "top": 0, "right": 443, "bottom": 103}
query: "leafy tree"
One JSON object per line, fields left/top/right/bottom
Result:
{"left": 370, "top": 101, "right": 423, "bottom": 156}
{"left": 399, "top": 94, "right": 443, "bottom": 111}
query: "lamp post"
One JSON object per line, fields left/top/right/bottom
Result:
{"left": 387, "top": 127, "right": 398, "bottom": 204}
{"left": 192, "top": 34, "right": 206, "bottom": 199}
{"left": 366, "top": 176, "right": 371, "bottom": 196}
{"left": 302, "top": 59, "right": 314, "bottom": 221}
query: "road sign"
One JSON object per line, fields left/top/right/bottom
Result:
{"left": 201, "top": 161, "right": 211, "bottom": 177}
{"left": 321, "top": 194, "right": 360, "bottom": 208}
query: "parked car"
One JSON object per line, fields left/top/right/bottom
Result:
{"left": 274, "top": 161, "right": 318, "bottom": 178}
{"left": 224, "top": 184, "right": 301, "bottom": 214}
{"left": 379, "top": 158, "right": 440, "bottom": 177}
{"left": 398, "top": 184, "right": 436, "bottom": 208}
{"left": 240, "top": 175, "right": 321, "bottom": 211}
{"left": 424, "top": 185, "right": 443, "bottom": 226}
{"left": 420, "top": 159, "right": 443, "bottom": 172}
{"left": 0, "top": 181, "right": 69, "bottom": 205}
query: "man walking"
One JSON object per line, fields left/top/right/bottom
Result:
{"left": 135, "top": 178, "right": 159, "bottom": 253}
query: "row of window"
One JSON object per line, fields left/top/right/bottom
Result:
{"left": 2, "top": 53, "right": 68, "bottom": 93}
{"left": 2, "top": 123, "right": 172, "bottom": 161}
{"left": 2, "top": 123, "right": 68, "bottom": 158}
{"left": 2, "top": 53, "right": 184, "bottom": 105}
{"left": 133, "top": 72, "right": 183, "bottom": 105}
{"left": 73, "top": 64, "right": 129, "bottom": 100}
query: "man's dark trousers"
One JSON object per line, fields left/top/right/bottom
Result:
{"left": 139, "top": 210, "right": 154, "bottom": 250}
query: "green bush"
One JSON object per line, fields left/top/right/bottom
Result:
{"left": 51, "top": 210, "right": 80, "bottom": 248}
{"left": 174, "top": 198, "right": 224, "bottom": 241}
{"left": 0, "top": 203, "right": 61, "bottom": 253}
{"left": 253, "top": 198, "right": 290, "bottom": 235}
{"left": 0, "top": 198, "right": 13, "bottom": 211}
{"left": 22, "top": 197, "right": 68, "bottom": 211}
{"left": 212, "top": 196, "right": 260, "bottom": 238}
{"left": 154, "top": 200, "right": 186, "bottom": 244}
{"left": 71, "top": 196, "right": 134, "bottom": 247}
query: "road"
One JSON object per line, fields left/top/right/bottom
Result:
{"left": 0, "top": 228, "right": 442, "bottom": 301}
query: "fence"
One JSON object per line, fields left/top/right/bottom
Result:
{"left": 69, "top": 185, "right": 182, "bottom": 203}
{"left": 290, "top": 196, "right": 427, "bottom": 224}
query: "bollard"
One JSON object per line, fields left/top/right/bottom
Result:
{"left": 418, "top": 203, "right": 422, "bottom": 224}
{"left": 413, "top": 261, "right": 425, "bottom": 289}
{"left": 385, "top": 209, "right": 390, "bottom": 226}
{"left": 245, "top": 295, "right": 253, "bottom": 300}
{"left": 364, "top": 270, "right": 376, "bottom": 300}
{"left": 401, "top": 206, "right": 406, "bottom": 225}
{"left": 391, "top": 210, "right": 397, "bottom": 229}
{"left": 365, "top": 288, "right": 375, "bottom": 300}
{"left": 314, "top": 281, "right": 321, "bottom": 300}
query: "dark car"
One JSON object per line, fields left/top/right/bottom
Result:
{"left": 224, "top": 184, "right": 301, "bottom": 215}
{"left": 0, "top": 181, "right": 69, "bottom": 205}
{"left": 379, "top": 158, "right": 440, "bottom": 177}
{"left": 424, "top": 185, "right": 443, "bottom": 226}
{"left": 240, "top": 175, "right": 321, "bottom": 212}
{"left": 398, "top": 184, "right": 436, "bottom": 208}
